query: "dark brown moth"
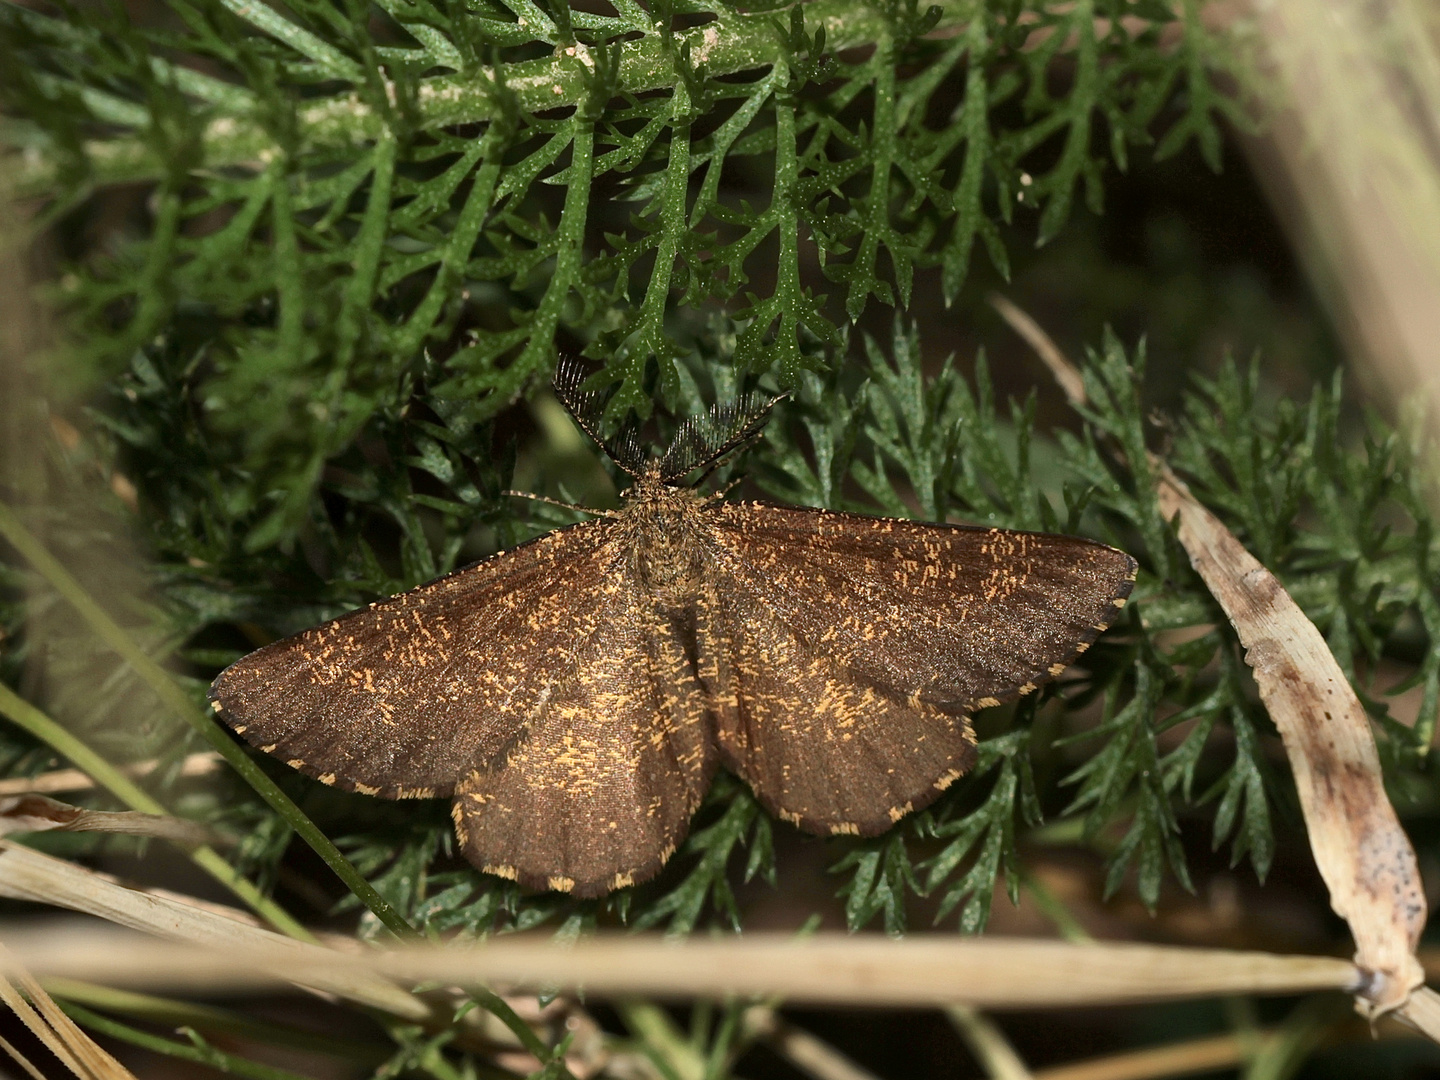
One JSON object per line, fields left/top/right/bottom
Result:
{"left": 210, "top": 363, "right": 1137, "bottom": 897}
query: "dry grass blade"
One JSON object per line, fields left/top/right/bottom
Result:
{"left": 0, "top": 794, "right": 218, "bottom": 845}
{"left": 0, "top": 753, "right": 222, "bottom": 798}
{"left": 2, "top": 921, "right": 1360, "bottom": 1007}
{"left": 0, "top": 841, "right": 594, "bottom": 1060}
{"left": 0, "top": 839, "right": 431, "bottom": 1022}
{"left": 991, "top": 295, "right": 1429, "bottom": 1023}
{"left": 1246, "top": 0, "right": 1440, "bottom": 470}
{"left": 0, "top": 944, "right": 136, "bottom": 1080}
{"left": 0, "top": 1031, "right": 51, "bottom": 1080}
{"left": 987, "top": 294, "right": 1086, "bottom": 406}
{"left": 746, "top": 1007, "right": 885, "bottom": 1080}
{"left": 1029, "top": 1030, "right": 1256, "bottom": 1080}
{"left": 1392, "top": 986, "right": 1440, "bottom": 1042}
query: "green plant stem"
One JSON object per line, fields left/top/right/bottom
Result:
{"left": 0, "top": 497, "right": 415, "bottom": 939}
{"left": 1019, "top": 872, "right": 1094, "bottom": 944}
{"left": 123, "top": 177, "right": 181, "bottom": 352}
{"left": 336, "top": 131, "right": 397, "bottom": 366}
{"left": 0, "top": 680, "right": 309, "bottom": 940}
{"left": 702, "top": 1001, "right": 749, "bottom": 1080}
{"left": 620, "top": 1002, "right": 704, "bottom": 1080}
{"left": 945, "top": 1005, "right": 1032, "bottom": 1080}
{"left": 393, "top": 119, "right": 505, "bottom": 360}
{"left": 1241, "top": 995, "right": 1351, "bottom": 1080}
{"left": 735, "top": 60, "right": 806, "bottom": 379}
{"left": 467, "top": 988, "right": 554, "bottom": 1064}
{"left": 464, "top": 114, "right": 595, "bottom": 414}
{"left": 41, "top": 978, "right": 385, "bottom": 1062}
{"left": 57, "top": 1001, "right": 316, "bottom": 1080}
{"left": 270, "top": 156, "right": 306, "bottom": 371}
{"left": 634, "top": 88, "right": 692, "bottom": 348}
{"left": 10, "top": 0, "right": 981, "bottom": 193}
{"left": 845, "top": 30, "right": 898, "bottom": 320}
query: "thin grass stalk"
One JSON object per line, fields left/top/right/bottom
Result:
{"left": 2, "top": 927, "right": 1364, "bottom": 1007}
{"left": 0, "top": 497, "right": 413, "bottom": 938}
{"left": 0, "top": 680, "right": 308, "bottom": 940}
{"left": 56, "top": 1002, "right": 313, "bottom": 1080}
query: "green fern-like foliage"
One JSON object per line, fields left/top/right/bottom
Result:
{"left": 2, "top": 0, "right": 1248, "bottom": 547}
{"left": 8, "top": 0, "right": 1427, "bottom": 956}
{"left": 14, "top": 5, "right": 1440, "bottom": 1073}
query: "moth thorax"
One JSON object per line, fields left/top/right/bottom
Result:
{"left": 625, "top": 486, "right": 705, "bottom": 606}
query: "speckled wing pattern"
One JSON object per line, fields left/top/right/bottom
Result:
{"left": 453, "top": 596, "right": 714, "bottom": 895}
{"left": 696, "top": 502, "right": 1137, "bottom": 835}
{"left": 210, "top": 517, "right": 719, "bottom": 897}
{"left": 211, "top": 489, "right": 1135, "bottom": 897}
{"left": 210, "top": 520, "right": 625, "bottom": 800}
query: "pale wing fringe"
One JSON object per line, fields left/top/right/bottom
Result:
{"left": 992, "top": 296, "right": 1430, "bottom": 1024}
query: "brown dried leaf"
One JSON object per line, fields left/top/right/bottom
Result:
{"left": 990, "top": 293, "right": 1416, "bottom": 1025}
{"left": 1154, "top": 465, "right": 1426, "bottom": 1015}
{"left": 0, "top": 794, "right": 216, "bottom": 847}
{"left": 990, "top": 295, "right": 1430, "bottom": 1023}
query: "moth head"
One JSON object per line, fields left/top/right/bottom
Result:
{"left": 552, "top": 355, "right": 786, "bottom": 485}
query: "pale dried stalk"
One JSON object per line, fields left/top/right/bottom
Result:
{"left": 1244, "top": 0, "right": 1440, "bottom": 462}
{"left": 0, "top": 839, "right": 431, "bottom": 1022}
{"left": 1029, "top": 1031, "right": 1255, "bottom": 1080}
{"left": 747, "top": 1007, "right": 884, "bottom": 1080}
{"left": 0, "top": 944, "right": 136, "bottom": 1080}
{"left": 0, "top": 840, "right": 605, "bottom": 1066}
{"left": 1, "top": 920, "right": 1360, "bottom": 1008}
{"left": 1394, "top": 986, "right": 1440, "bottom": 1042}
{"left": 991, "top": 297, "right": 1429, "bottom": 1023}
{"left": 986, "top": 294, "right": 1086, "bottom": 407}
{"left": 0, "top": 838, "right": 1358, "bottom": 1010}
{"left": 947, "top": 1005, "right": 1034, "bottom": 1080}
{"left": 0, "top": 752, "right": 221, "bottom": 797}
{"left": 0, "top": 1032, "right": 50, "bottom": 1080}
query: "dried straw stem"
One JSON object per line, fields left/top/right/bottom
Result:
{"left": 991, "top": 295, "right": 1431, "bottom": 1029}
